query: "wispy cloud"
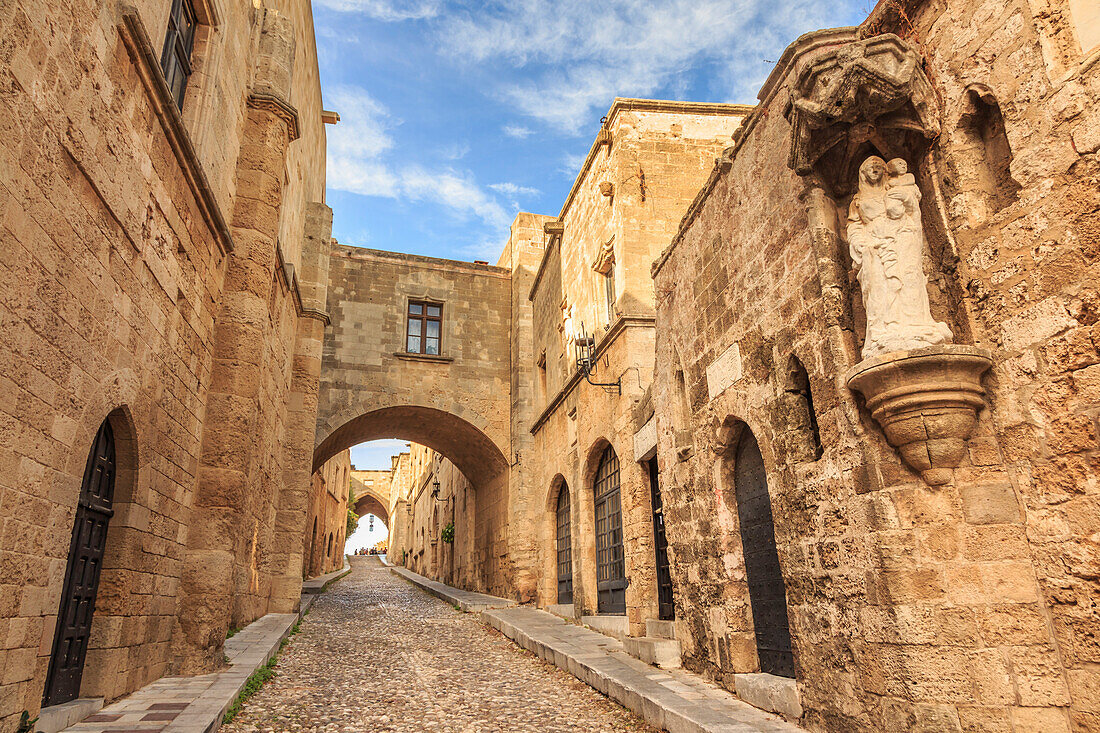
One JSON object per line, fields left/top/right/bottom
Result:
{"left": 439, "top": 141, "right": 471, "bottom": 160}
{"left": 559, "top": 152, "right": 587, "bottom": 178}
{"left": 327, "top": 87, "right": 513, "bottom": 238}
{"left": 503, "top": 125, "right": 533, "bottom": 139}
{"left": 489, "top": 182, "right": 540, "bottom": 197}
{"left": 434, "top": 0, "right": 837, "bottom": 133}
{"left": 314, "top": 0, "right": 441, "bottom": 20}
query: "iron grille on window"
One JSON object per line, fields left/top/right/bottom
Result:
{"left": 407, "top": 301, "right": 442, "bottom": 355}
{"left": 160, "top": 0, "right": 197, "bottom": 110}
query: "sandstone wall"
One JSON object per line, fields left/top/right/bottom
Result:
{"left": 651, "top": 2, "right": 1100, "bottom": 730}
{"left": 525, "top": 101, "right": 749, "bottom": 633}
{"left": 0, "top": 0, "right": 329, "bottom": 722}
{"left": 305, "top": 450, "right": 350, "bottom": 579}
{"left": 317, "top": 246, "right": 517, "bottom": 596}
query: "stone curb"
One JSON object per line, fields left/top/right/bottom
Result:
{"left": 389, "top": 567, "right": 517, "bottom": 612}
{"left": 302, "top": 559, "right": 352, "bottom": 594}
{"left": 479, "top": 607, "right": 804, "bottom": 733}
{"left": 394, "top": 568, "right": 803, "bottom": 733}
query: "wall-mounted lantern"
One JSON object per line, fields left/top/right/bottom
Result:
{"left": 574, "top": 323, "right": 621, "bottom": 395}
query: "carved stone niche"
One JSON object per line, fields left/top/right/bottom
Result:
{"left": 786, "top": 34, "right": 940, "bottom": 196}
{"left": 785, "top": 34, "right": 994, "bottom": 485}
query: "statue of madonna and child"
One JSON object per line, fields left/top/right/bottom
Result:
{"left": 847, "top": 155, "right": 953, "bottom": 360}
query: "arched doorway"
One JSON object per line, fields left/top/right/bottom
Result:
{"left": 555, "top": 484, "right": 572, "bottom": 604}
{"left": 594, "top": 445, "right": 626, "bottom": 615}
{"left": 44, "top": 418, "right": 116, "bottom": 706}
{"left": 732, "top": 427, "right": 793, "bottom": 678}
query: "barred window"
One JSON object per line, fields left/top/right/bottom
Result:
{"left": 160, "top": 0, "right": 197, "bottom": 110}
{"left": 407, "top": 301, "right": 442, "bottom": 355}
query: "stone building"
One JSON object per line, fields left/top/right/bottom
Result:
{"left": 349, "top": 466, "right": 392, "bottom": 545}
{"left": 650, "top": 2, "right": 1100, "bottom": 731}
{"left": 523, "top": 100, "right": 749, "bottom": 638}
{"left": 0, "top": 0, "right": 332, "bottom": 726}
{"left": 305, "top": 451, "right": 351, "bottom": 578}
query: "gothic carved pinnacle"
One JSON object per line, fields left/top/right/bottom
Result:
{"left": 786, "top": 34, "right": 939, "bottom": 195}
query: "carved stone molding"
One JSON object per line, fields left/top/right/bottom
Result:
{"left": 247, "top": 92, "right": 300, "bottom": 142}
{"left": 846, "top": 345, "right": 993, "bottom": 485}
{"left": 787, "top": 34, "right": 940, "bottom": 195}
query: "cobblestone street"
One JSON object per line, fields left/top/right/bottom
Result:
{"left": 222, "top": 557, "right": 653, "bottom": 732}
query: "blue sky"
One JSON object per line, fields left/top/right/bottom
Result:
{"left": 315, "top": 0, "right": 871, "bottom": 263}
{"left": 322, "top": 0, "right": 872, "bottom": 544}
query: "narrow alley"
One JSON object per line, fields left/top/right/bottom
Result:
{"left": 220, "top": 557, "right": 653, "bottom": 732}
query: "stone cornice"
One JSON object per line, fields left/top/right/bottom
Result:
{"left": 332, "top": 244, "right": 511, "bottom": 278}
{"left": 117, "top": 8, "right": 234, "bottom": 255}
{"left": 530, "top": 314, "right": 656, "bottom": 435}
{"left": 247, "top": 91, "right": 300, "bottom": 142}
{"left": 651, "top": 27, "right": 860, "bottom": 279}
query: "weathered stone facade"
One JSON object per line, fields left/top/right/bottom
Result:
{"left": 305, "top": 450, "right": 350, "bottom": 578}
{"left": 651, "top": 2, "right": 1100, "bottom": 731}
{"left": 0, "top": 0, "right": 331, "bottom": 725}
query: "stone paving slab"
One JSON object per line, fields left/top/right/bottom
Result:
{"left": 62, "top": 597, "right": 317, "bottom": 732}
{"left": 393, "top": 568, "right": 803, "bottom": 733}
{"left": 390, "top": 566, "right": 517, "bottom": 612}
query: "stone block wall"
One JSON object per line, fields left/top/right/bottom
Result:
{"left": 0, "top": 0, "right": 330, "bottom": 723}
{"left": 524, "top": 100, "right": 749, "bottom": 635}
{"left": 305, "top": 450, "right": 350, "bottom": 578}
{"left": 650, "top": 1, "right": 1099, "bottom": 730}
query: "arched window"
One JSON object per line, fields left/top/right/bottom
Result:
{"left": 594, "top": 446, "right": 626, "bottom": 614}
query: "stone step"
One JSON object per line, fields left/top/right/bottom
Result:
{"left": 623, "top": 635, "right": 682, "bottom": 669}
{"left": 580, "top": 614, "right": 629, "bottom": 641}
{"left": 733, "top": 673, "right": 803, "bottom": 719}
{"left": 37, "top": 698, "right": 103, "bottom": 733}
{"left": 646, "top": 618, "right": 676, "bottom": 639}
{"left": 546, "top": 602, "right": 576, "bottom": 619}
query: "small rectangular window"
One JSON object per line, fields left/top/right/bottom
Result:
{"left": 160, "top": 0, "right": 197, "bottom": 110}
{"left": 407, "top": 300, "right": 442, "bottom": 355}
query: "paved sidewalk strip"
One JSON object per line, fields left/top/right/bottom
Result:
{"left": 301, "top": 559, "right": 351, "bottom": 594}
{"left": 397, "top": 568, "right": 804, "bottom": 733}
{"left": 63, "top": 600, "right": 317, "bottom": 732}
{"left": 390, "top": 566, "right": 517, "bottom": 612}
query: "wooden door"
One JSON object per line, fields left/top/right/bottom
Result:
{"left": 734, "top": 429, "right": 794, "bottom": 678}
{"left": 648, "top": 458, "right": 674, "bottom": 620}
{"left": 555, "top": 485, "right": 573, "bottom": 604}
{"left": 44, "top": 419, "right": 116, "bottom": 706}
{"left": 594, "top": 446, "right": 626, "bottom": 614}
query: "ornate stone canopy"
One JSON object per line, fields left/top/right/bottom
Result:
{"left": 786, "top": 34, "right": 940, "bottom": 195}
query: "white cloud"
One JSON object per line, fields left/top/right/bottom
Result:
{"left": 314, "top": 0, "right": 441, "bottom": 21}
{"left": 434, "top": 0, "right": 837, "bottom": 133}
{"left": 503, "top": 125, "right": 533, "bottom": 138}
{"left": 401, "top": 168, "right": 511, "bottom": 233}
{"left": 559, "top": 152, "right": 587, "bottom": 178}
{"left": 439, "top": 141, "right": 471, "bottom": 160}
{"left": 489, "top": 182, "right": 540, "bottom": 197}
{"left": 326, "top": 87, "right": 512, "bottom": 237}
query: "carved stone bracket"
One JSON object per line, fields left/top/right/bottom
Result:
{"left": 247, "top": 92, "right": 300, "bottom": 143}
{"left": 786, "top": 34, "right": 940, "bottom": 195}
{"left": 846, "top": 345, "right": 993, "bottom": 485}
